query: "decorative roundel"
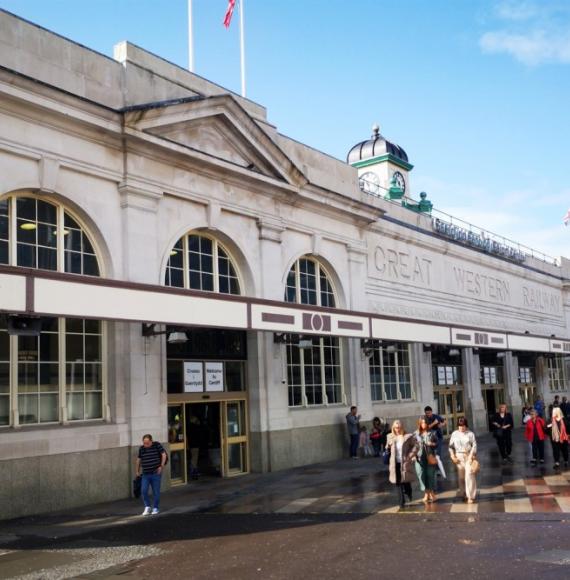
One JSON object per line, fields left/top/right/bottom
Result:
{"left": 359, "top": 172, "right": 381, "bottom": 196}
{"left": 393, "top": 171, "right": 406, "bottom": 194}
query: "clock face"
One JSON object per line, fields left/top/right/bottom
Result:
{"left": 359, "top": 172, "right": 381, "bottom": 196}
{"left": 393, "top": 171, "right": 406, "bottom": 193}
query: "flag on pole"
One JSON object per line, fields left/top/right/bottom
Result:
{"left": 564, "top": 208, "right": 570, "bottom": 226}
{"left": 223, "top": 0, "right": 236, "bottom": 28}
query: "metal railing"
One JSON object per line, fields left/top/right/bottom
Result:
{"left": 358, "top": 176, "right": 558, "bottom": 266}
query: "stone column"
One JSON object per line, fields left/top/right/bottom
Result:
{"left": 250, "top": 217, "right": 287, "bottom": 473}
{"left": 346, "top": 245, "right": 370, "bottom": 419}
{"left": 504, "top": 352, "right": 522, "bottom": 419}
{"left": 535, "top": 355, "right": 550, "bottom": 404}
{"left": 462, "top": 348, "right": 487, "bottom": 432}
{"left": 412, "top": 344, "right": 435, "bottom": 409}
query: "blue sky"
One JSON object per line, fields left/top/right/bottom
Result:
{"left": 1, "top": 0, "right": 569, "bottom": 258}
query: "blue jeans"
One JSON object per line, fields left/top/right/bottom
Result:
{"left": 141, "top": 473, "right": 162, "bottom": 509}
{"left": 349, "top": 434, "right": 359, "bottom": 458}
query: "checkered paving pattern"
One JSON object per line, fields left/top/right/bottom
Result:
{"left": 156, "top": 429, "right": 570, "bottom": 516}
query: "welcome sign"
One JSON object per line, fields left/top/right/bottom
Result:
{"left": 205, "top": 362, "right": 224, "bottom": 392}
{"left": 183, "top": 362, "right": 204, "bottom": 392}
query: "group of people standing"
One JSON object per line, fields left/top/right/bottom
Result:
{"left": 347, "top": 406, "right": 478, "bottom": 507}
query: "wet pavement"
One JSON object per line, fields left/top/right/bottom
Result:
{"left": 2, "top": 429, "right": 570, "bottom": 578}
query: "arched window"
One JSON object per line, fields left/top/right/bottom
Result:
{"left": 165, "top": 232, "right": 241, "bottom": 295}
{"left": 0, "top": 195, "right": 99, "bottom": 275}
{"left": 0, "top": 194, "right": 104, "bottom": 428}
{"left": 284, "top": 257, "right": 343, "bottom": 407}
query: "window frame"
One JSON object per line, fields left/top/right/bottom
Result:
{"left": 284, "top": 256, "right": 344, "bottom": 408}
{"left": 548, "top": 355, "right": 566, "bottom": 392}
{"left": 165, "top": 232, "right": 242, "bottom": 295}
{"left": 369, "top": 343, "right": 414, "bottom": 402}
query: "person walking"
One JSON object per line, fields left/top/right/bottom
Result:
{"left": 548, "top": 395, "right": 561, "bottom": 421}
{"left": 560, "top": 396, "right": 570, "bottom": 418}
{"left": 346, "top": 406, "right": 361, "bottom": 460}
{"left": 525, "top": 409, "right": 546, "bottom": 465}
{"left": 534, "top": 395, "right": 545, "bottom": 418}
{"left": 449, "top": 417, "right": 478, "bottom": 504}
{"left": 370, "top": 417, "right": 383, "bottom": 457}
{"left": 136, "top": 434, "right": 167, "bottom": 516}
{"left": 547, "top": 407, "right": 569, "bottom": 469}
{"left": 414, "top": 416, "right": 438, "bottom": 503}
{"left": 386, "top": 420, "right": 418, "bottom": 508}
{"left": 491, "top": 403, "right": 514, "bottom": 464}
{"left": 424, "top": 405, "right": 446, "bottom": 457}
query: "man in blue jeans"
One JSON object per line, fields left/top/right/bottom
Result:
{"left": 136, "top": 434, "right": 167, "bottom": 516}
{"left": 346, "top": 406, "right": 361, "bottom": 459}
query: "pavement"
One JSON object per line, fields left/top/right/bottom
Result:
{"left": 2, "top": 429, "right": 570, "bottom": 579}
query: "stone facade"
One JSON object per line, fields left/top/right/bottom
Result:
{"left": 0, "top": 10, "right": 569, "bottom": 519}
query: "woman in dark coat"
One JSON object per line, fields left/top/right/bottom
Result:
{"left": 386, "top": 419, "right": 418, "bottom": 507}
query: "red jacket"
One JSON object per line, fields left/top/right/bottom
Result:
{"left": 525, "top": 417, "right": 546, "bottom": 442}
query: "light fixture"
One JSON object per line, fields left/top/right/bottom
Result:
{"left": 448, "top": 348, "right": 460, "bottom": 357}
{"left": 170, "top": 250, "right": 178, "bottom": 257}
{"left": 298, "top": 338, "right": 313, "bottom": 350}
{"left": 273, "top": 333, "right": 288, "bottom": 344}
{"left": 423, "top": 343, "right": 432, "bottom": 353}
{"left": 142, "top": 323, "right": 188, "bottom": 344}
{"left": 19, "top": 222, "right": 36, "bottom": 231}
{"left": 385, "top": 344, "right": 397, "bottom": 354}
{"left": 496, "top": 352, "right": 507, "bottom": 359}
{"left": 167, "top": 331, "right": 188, "bottom": 344}
{"left": 360, "top": 339, "right": 381, "bottom": 358}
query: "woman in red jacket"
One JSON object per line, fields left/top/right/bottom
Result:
{"left": 525, "top": 409, "right": 546, "bottom": 465}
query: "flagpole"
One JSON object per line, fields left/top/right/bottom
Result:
{"left": 187, "top": 0, "right": 194, "bottom": 72}
{"left": 239, "top": 0, "right": 246, "bottom": 97}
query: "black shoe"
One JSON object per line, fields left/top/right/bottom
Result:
{"left": 506, "top": 456, "right": 513, "bottom": 463}
{"left": 554, "top": 462, "right": 560, "bottom": 469}
{"left": 530, "top": 459, "right": 537, "bottom": 465}
{"left": 540, "top": 459, "right": 545, "bottom": 464}
{"left": 502, "top": 458, "right": 508, "bottom": 464}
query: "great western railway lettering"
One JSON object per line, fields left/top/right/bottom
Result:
{"left": 374, "top": 246, "right": 432, "bottom": 286}
{"left": 522, "top": 286, "right": 561, "bottom": 314}
{"left": 452, "top": 266, "right": 510, "bottom": 303}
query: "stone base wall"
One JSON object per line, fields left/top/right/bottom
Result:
{"left": 0, "top": 447, "right": 131, "bottom": 521}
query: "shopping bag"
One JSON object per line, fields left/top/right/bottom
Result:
{"left": 436, "top": 455, "right": 447, "bottom": 479}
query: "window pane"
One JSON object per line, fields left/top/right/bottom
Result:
{"left": 17, "top": 197, "right": 36, "bottom": 221}
{"left": 40, "top": 333, "right": 59, "bottom": 361}
{"left": 19, "top": 394, "right": 38, "bottom": 424}
{"left": 18, "top": 363, "right": 38, "bottom": 393}
{"left": 67, "top": 392, "right": 84, "bottom": 420}
{"left": 38, "top": 246, "right": 57, "bottom": 270}
{"left": 37, "top": 223, "right": 57, "bottom": 248}
{"left": 66, "top": 363, "right": 84, "bottom": 391}
{"left": 0, "top": 395, "right": 9, "bottom": 426}
{"left": 85, "top": 363, "right": 102, "bottom": 390}
{"left": 83, "top": 253, "right": 100, "bottom": 276}
{"left": 39, "top": 363, "right": 59, "bottom": 392}
{"left": 85, "top": 392, "right": 103, "bottom": 419}
{"left": 39, "top": 393, "right": 58, "bottom": 422}
{"left": 84, "top": 335, "right": 100, "bottom": 361}
{"left": 17, "top": 243, "right": 36, "bottom": 268}
{"left": 37, "top": 200, "right": 57, "bottom": 224}
{"left": 66, "top": 334, "right": 84, "bottom": 361}
{"left": 0, "top": 362, "right": 9, "bottom": 394}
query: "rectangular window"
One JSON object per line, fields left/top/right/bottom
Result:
{"left": 518, "top": 366, "right": 535, "bottom": 384}
{"left": 481, "top": 366, "right": 504, "bottom": 385}
{"left": 0, "top": 198, "right": 9, "bottom": 265}
{"left": 433, "top": 365, "right": 462, "bottom": 386}
{"left": 548, "top": 356, "right": 566, "bottom": 391}
{"left": 0, "top": 318, "right": 9, "bottom": 426}
{"left": 65, "top": 319, "right": 103, "bottom": 421}
{"left": 286, "top": 336, "right": 343, "bottom": 407}
{"left": 369, "top": 343, "right": 414, "bottom": 402}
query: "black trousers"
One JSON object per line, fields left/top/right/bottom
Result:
{"left": 551, "top": 441, "right": 569, "bottom": 463}
{"left": 531, "top": 439, "right": 545, "bottom": 461}
{"left": 395, "top": 462, "right": 412, "bottom": 502}
{"left": 496, "top": 430, "right": 512, "bottom": 459}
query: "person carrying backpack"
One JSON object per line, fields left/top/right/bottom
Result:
{"left": 136, "top": 434, "right": 168, "bottom": 516}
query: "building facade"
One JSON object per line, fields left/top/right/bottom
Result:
{"left": 1, "top": 10, "right": 569, "bottom": 519}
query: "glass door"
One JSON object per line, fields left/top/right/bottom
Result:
{"left": 167, "top": 404, "right": 186, "bottom": 485}
{"left": 436, "top": 389, "right": 465, "bottom": 437}
{"left": 222, "top": 400, "right": 249, "bottom": 476}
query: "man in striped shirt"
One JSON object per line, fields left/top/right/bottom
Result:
{"left": 136, "top": 434, "right": 167, "bottom": 516}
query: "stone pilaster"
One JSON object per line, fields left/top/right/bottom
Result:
{"left": 504, "top": 352, "right": 522, "bottom": 418}
{"left": 462, "top": 347, "right": 487, "bottom": 432}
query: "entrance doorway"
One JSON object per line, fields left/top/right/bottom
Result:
{"left": 435, "top": 389, "right": 465, "bottom": 437}
{"left": 482, "top": 387, "right": 506, "bottom": 431}
{"left": 168, "top": 399, "right": 249, "bottom": 485}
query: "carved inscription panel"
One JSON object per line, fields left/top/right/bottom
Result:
{"left": 367, "top": 234, "right": 562, "bottom": 317}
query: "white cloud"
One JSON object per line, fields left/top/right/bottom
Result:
{"left": 480, "top": 29, "right": 570, "bottom": 65}
{"left": 495, "top": 1, "right": 538, "bottom": 21}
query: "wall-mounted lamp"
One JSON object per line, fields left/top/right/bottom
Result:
{"left": 496, "top": 351, "right": 507, "bottom": 359}
{"left": 448, "top": 348, "right": 460, "bottom": 357}
{"left": 360, "top": 339, "right": 381, "bottom": 358}
{"left": 385, "top": 344, "right": 397, "bottom": 354}
{"left": 142, "top": 323, "right": 188, "bottom": 344}
{"left": 273, "top": 333, "right": 288, "bottom": 344}
{"left": 524, "top": 331, "right": 530, "bottom": 335}
{"left": 423, "top": 343, "right": 432, "bottom": 353}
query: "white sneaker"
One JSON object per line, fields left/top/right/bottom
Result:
{"left": 151, "top": 508, "right": 159, "bottom": 515}
{"left": 142, "top": 507, "right": 151, "bottom": 516}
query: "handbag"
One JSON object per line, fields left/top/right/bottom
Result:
{"left": 427, "top": 453, "right": 438, "bottom": 466}
{"left": 132, "top": 475, "right": 142, "bottom": 498}
{"left": 382, "top": 448, "right": 391, "bottom": 466}
{"left": 469, "top": 458, "right": 480, "bottom": 474}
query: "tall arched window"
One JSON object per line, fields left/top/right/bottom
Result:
{"left": 165, "top": 232, "right": 241, "bottom": 295}
{"left": 284, "top": 257, "right": 343, "bottom": 407}
{"left": 0, "top": 194, "right": 104, "bottom": 428}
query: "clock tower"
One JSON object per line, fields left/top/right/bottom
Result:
{"left": 347, "top": 124, "right": 413, "bottom": 199}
